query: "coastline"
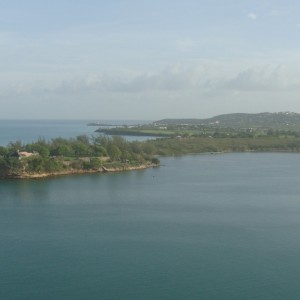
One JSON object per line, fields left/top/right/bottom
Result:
{"left": 3, "top": 148, "right": 300, "bottom": 179}
{"left": 2, "top": 163, "right": 159, "bottom": 179}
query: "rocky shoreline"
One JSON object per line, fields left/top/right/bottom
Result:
{"left": 2, "top": 163, "right": 159, "bottom": 179}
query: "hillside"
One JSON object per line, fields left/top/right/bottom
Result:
{"left": 155, "top": 112, "right": 300, "bottom": 129}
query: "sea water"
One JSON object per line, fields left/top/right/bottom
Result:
{"left": 0, "top": 119, "right": 152, "bottom": 146}
{"left": 1, "top": 152, "right": 300, "bottom": 299}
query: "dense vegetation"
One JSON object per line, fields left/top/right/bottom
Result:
{"left": 0, "top": 135, "right": 159, "bottom": 178}
{"left": 97, "top": 123, "right": 300, "bottom": 139}
{"left": 4, "top": 111, "right": 300, "bottom": 179}
{"left": 142, "top": 136, "right": 300, "bottom": 156}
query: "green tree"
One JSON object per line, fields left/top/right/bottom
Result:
{"left": 26, "top": 156, "right": 45, "bottom": 172}
{"left": 0, "top": 157, "right": 9, "bottom": 177}
{"left": 92, "top": 136, "right": 110, "bottom": 148}
{"left": 91, "top": 145, "right": 107, "bottom": 156}
{"left": 0, "top": 146, "right": 8, "bottom": 156}
{"left": 121, "top": 150, "right": 132, "bottom": 162}
{"left": 130, "top": 141, "right": 142, "bottom": 153}
{"left": 142, "top": 143, "right": 156, "bottom": 155}
{"left": 5, "top": 157, "right": 23, "bottom": 174}
{"left": 71, "top": 142, "right": 90, "bottom": 156}
{"left": 51, "top": 144, "right": 74, "bottom": 157}
{"left": 107, "top": 144, "right": 121, "bottom": 161}
{"left": 26, "top": 143, "right": 50, "bottom": 158}
{"left": 76, "top": 135, "right": 90, "bottom": 145}
{"left": 44, "top": 158, "right": 63, "bottom": 172}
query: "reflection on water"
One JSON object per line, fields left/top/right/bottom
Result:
{"left": 0, "top": 179, "right": 50, "bottom": 204}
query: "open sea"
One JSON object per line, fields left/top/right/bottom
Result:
{"left": 1, "top": 120, "right": 300, "bottom": 299}
{"left": 0, "top": 119, "right": 151, "bottom": 146}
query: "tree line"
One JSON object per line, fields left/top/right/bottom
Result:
{"left": 0, "top": 135, "right": 160, "bottom": 177}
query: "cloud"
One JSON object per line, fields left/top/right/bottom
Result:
{"left": 2, "top": 62, "right": 300, "bottom": 120}
{"left": 50, "top": 64, "right": 213, "bottom": 94}
{"left": 225, "top": 65, "right": 300, "bottom": 91}
{"left": 248, "top": 13, "right": 257, "bottom": 20}
{"left": 2, "top": 63, "right": 300, "bottom": 102}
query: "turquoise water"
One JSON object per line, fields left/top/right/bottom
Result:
{"left": 1, "top": 153, "right": 300, "bottom": 299}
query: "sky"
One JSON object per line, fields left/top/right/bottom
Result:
{"left": 1, "top": 0, "right": 300, "bottom": 120}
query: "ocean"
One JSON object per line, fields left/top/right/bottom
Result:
{"left": 0, "top": 119, "right": 151, "bottom": 146}
{"left": 1, "top": 120, "right": 300, "bottom": 299}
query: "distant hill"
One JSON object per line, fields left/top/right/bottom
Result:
{"left": 154, "top": 112, "right": 300, "bottom": 129}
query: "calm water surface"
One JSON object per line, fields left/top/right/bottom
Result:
{"left": 0, "top": 119, "right": 152, "bottom": 146}
{"left": 1, "top": 153, "right": 300, "bottom": 299}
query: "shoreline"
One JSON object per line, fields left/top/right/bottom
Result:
{"left": 2, "top": 163, "right": 158, "bottom": 180}
{"left": 2, "top": 149, "right": 300, "bottom": 179}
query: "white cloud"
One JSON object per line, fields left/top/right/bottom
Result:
{"left": 2, "top": 63, "right": 300, "bottom": 119}
{"left": 225, "top": 65, "right": 300, "bottom": 91}
{"left": 47, "top": 64, "right": 213, "bottom": 94}
{"left": 2, "top": 63, "right": 300, "bottom": 99}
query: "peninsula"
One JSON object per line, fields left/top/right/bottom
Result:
{"left": 0, "top": 135, "right": 159, "bottom": 179}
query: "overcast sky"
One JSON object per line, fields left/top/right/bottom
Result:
{"left": 1, "top": 0, "right": 300, "bottom": 120}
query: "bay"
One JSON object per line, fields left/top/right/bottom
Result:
{"left": 1, "top": 153, "right": 300, "bottom": 299}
